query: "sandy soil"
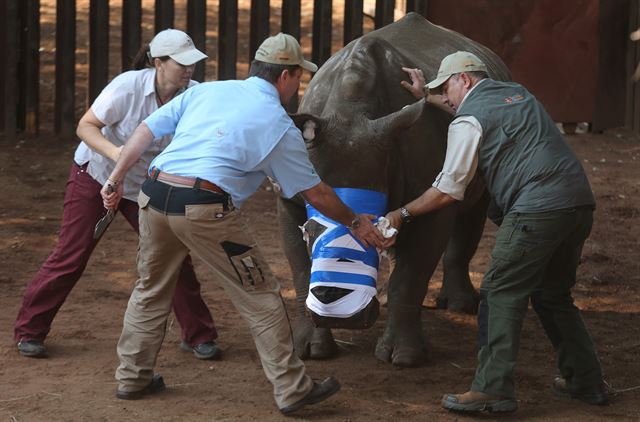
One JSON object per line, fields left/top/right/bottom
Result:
{"left": 0, "top": 130, "right": 639, "bottom": 422}
{"left": 2, "top": 1, "right": 640, "bottom": 421}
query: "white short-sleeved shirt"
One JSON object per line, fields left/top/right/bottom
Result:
{"left": 145, "top": 77, "right": 321, "bottom": 208}
{"left": 73, "top": 68, "right": 196, "bottom": 201}
{"left": 432, "top": 79, "right": 487, "bottom": 200}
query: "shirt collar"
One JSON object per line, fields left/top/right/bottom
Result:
{"left": 246, "top": 76, "right": 280, "bottom": 100}
{"left": 143, "top": 68, "right": 157, "bottom": 98}
{"left": 459, "top": 78, "right": 488, "bottom": 109}
{"left": 145, "top": 68, "right": 189, "bottom": 100}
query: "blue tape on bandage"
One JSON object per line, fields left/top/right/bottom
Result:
{"left": 310, "top": 271, "right": 376, "bottom": 287}
{"left": 305, "top": 188, "right": 387, "bottom": 290}
{"left": 306, "top": 188, "right": 388, "bottom": 222}
{"left": 311, "top": 225, "right": 379, "bottom": 267}
{"left": 311, "top": 247, "right": 379, "bottom": 268}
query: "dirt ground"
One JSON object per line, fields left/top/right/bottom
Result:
{"left": 2, "top": 1, "right": 640, "bottom": 421}
{"left": 0, "top": 130, "right": 639, "bottom": 422}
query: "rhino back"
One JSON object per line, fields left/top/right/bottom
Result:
{"left": 299, "top": 12, "right": 510, "bottom": 206}
{"left": 364, "top": 13, "right": 510, "bottom": 84}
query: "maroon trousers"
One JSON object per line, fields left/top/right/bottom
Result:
{"left": 14, "top": 162, "right": 217, "bottom": 346}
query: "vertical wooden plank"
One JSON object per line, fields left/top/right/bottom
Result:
{"left": 282, "top": 0, "right": 301, "bottom": 40}
{"left": 312, "top": 0, "right": 332, "bottom": 66}
{"left": 0, "top": 1, "right": 5, "bottom": 134}
{"left": 187, "top": 0, "right": 207, "bottom": 81}
{"left": 406, "top": 0, "right": 428, "bottom": 17}
{"left": 631, "top": 0, "right": 640, "bottom": 132}
{"left": 19, "top": 0, "right": 40, "bottom": 135}
{"left": 89, "top": 0, "right": 109, "bottom": 104}
{"left": 281, "top": 0, "right": 301, "bottom": 113}
{"left": 592, "top": 0, "right": 629, "bottom": 132}
{"left": 344, "top": 0, "right": 363, "bottom": 45}
{"left": 55, "top": 0, "right": 76, "bottom": 137}
{"left": 250, "top": 0, "right": 270, "bottom": 64}
{"left": 375, "top": 0, "right": 395, "bottom": 29}
{"left": 1, "top": 0, "right": 19, "bottom": 138}
{"left": 155, "top": 0, "right": 174, "bottom": 33}
{"left": 634, "top": 0, "right": 640, "bottom": 133}
{"left": 627, "top": 0, "right": 640, "bottom": 131}
{"left": 218, "top": 0, "right": 238, "bottom": 80}
{"left": 122, "top": 0, "right": 141, "bottom": 71}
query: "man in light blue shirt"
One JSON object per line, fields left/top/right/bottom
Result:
{"left": 101, "top": 33, "right": 386, "bottom": 415}
{"left": 145, "top": 72, "right": 322, "bottom": 209}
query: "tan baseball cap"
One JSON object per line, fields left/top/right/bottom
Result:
{"left": 255, "top": 33, "right": 318, "bottom": 72}
{"left": 149, "top": 29, "right": 208, "bottom": 66}
{"left": 425, "top": 51, "right": 488, "bottom": 90}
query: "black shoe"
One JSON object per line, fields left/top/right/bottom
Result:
{"left": 180, "top": 340, "right": 223, "bottom": 360}
{"left": 279, "top": 377, "right": 341, "bottom": 415}
{"left": 116, "top": 374, "right": 166, "bottom": 400}
{"left": 552, "top": 376, "right": 609, "bottom": 406}
{"left": 441, "top": 390, "right": 518, "bottom": 413}
{"left": 17, "top": 340, "right": 47, "bottom": 358}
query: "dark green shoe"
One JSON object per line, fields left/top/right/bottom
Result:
{"left": 17, "top": 340, "right": 47, "bottom": 358}
{"left": 180, "top": 340, "right": 223, "bottom": 360}
{"left": 552, "top": 376, "right": 609, "bottom": 406}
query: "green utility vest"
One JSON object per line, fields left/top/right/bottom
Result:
{"left": 456, "top": 79, "right": 595, "bottom": 224}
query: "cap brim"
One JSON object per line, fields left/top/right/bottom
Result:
{"left": 425, "top": 74, "right": 451, "bottom": 90}
{"left": 170, "top": 49, "right": 208, "bottom": 66}
{"left": 300, "top": 59, "right": 318, "bottom": 73}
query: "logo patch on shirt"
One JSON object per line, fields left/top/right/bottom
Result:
{"left": 504, "top": 94, "right": 524, "bottom": 104}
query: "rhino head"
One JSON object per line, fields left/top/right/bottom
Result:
{"left": 291, "top": 98, "right": 427, "bottom": 193}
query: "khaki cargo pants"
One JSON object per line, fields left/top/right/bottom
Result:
{"left": 115, "top": 189, "right": 313, "bottom": 408}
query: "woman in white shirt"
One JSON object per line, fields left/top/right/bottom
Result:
{"left": 14, "top": 29, "right": 221, "bottom": 361}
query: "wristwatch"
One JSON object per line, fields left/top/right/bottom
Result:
{"left": 348, "top": 215, "right": 361, "bottom": 230}
{"left": 399, "top": 207, "right": 412, "bottom": 224}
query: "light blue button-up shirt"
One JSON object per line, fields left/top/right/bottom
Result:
{"left": 145, "top": 77, "right": 321, "bottom": 208}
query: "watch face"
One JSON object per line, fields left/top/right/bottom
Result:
{"left": 400, "top": 207, "right": 411, "bottom": 223}
{"left": 350, "top": 217, "right": 361, "bottom": 230}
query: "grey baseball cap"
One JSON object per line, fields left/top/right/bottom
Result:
{"left": 425, "top": 51, "right": 487, "bottom": 90}
{"left": 255, "top": 33, "right": 318, "bottom": 72}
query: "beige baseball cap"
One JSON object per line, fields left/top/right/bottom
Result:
{"left": 255, "top": 33, "right": 318, "bottom": 72}
{"left": 149, "top": 29, "right": 208, "bottom": 66}
{"left": 425, "top": 51, "right": 488, "bottom": 90}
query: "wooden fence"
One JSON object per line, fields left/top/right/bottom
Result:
{"left": 0, "top": 0, "right": 429, "bottom": 139}
{"left": 0, "top": 0, "right": 636, "bottom": 140}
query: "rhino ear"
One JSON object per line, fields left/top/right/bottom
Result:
{"left": 290, "top": 113, "right": 327, "bottom": 142}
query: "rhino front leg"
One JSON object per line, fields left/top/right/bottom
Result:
{"left": 277, "top": 197, "right": 338, "bottom": 360}
{"left": 437, "top": 191, "right": 489, "bottom": 314}
{"left": 375, "top": 209, "right": 455, "bottom": 367}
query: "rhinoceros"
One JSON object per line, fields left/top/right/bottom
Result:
{"left": 278, "top": 12, "right": 511, "bottom": 367}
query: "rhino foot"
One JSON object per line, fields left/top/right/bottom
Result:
{"left": 292, "top": 317, "right": 338, "bottom": 360}
{"left": 435, "top": 293, "right": 479, "bottom": 315}
{"left": 374, "top": 336, "right": 428, "bottom": 367}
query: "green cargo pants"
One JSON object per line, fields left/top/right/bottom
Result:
{"left": 472, "top": 206, "right": 603, "bottom": 398}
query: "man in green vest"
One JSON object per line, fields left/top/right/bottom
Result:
{"left": 387, "top": 52, "right": 608, "bottom": 413}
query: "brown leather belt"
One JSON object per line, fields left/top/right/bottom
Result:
{"left": 150, "top": 167, "right": 226, "bottom": 195}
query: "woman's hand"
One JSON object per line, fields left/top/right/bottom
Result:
{"left": 101, "top": 180, "right": 123, "bottom": 210}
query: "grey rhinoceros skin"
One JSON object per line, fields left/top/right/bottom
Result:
{"left": 278, "top": 13, "right": 511, "bottom": 367}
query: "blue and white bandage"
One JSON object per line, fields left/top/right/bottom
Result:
{"left": 304, "top": 188, "right": 387, "bottom": 318}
